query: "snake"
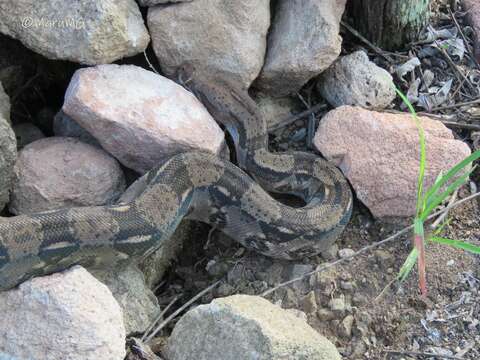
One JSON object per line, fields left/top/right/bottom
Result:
{"left": 0, "top": 64, "right": 352, "bottom": 291}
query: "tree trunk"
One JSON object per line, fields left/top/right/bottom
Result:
{"left": 348, "top": 0, "right": 430, "bottom": 50}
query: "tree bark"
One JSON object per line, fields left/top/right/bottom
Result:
{"left": 348, "top": 0, "right": 430, "bottom": 50}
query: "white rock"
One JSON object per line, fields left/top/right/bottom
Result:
{"left": 147, "top": 0, "right": 270, "bottom": 88}
{"left": 165, "top": 294, "right": 341, "bottom": 360}
{"left": 0, "top": 266, "right": 126, "bottom": 360}
{"left": 338, "top": 248, "right": 355, "bottom": 259}
{"left": 0, "top": 0, "right": 150, "bottom": 64}
{"left": 256, "top": 0, "right": 346, "bottom": 96}
{"left": 10, "top": 137, "right": 125, "bottom": 214}
{"left": 63, "top": 64, "right": 225, "bottom": 174}
{"left": 317, "top": 50, "right": 396, "bottom": 109}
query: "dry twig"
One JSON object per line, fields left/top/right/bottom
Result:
{"left": 340, "top": 21, "right": 394, "bottom": 63}
{"left": 144, "top": 281, "right": 220, "bottom": 343}
{"left": 269, "top": 103, "right": 327, "bottom": 132}
{"left": 384, "top": 349, "right": 464, "bottom": 359}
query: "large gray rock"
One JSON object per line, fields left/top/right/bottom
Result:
{"left": 0, "top": 266, "right": 126, "bottom": 360}
{"left": 92, "top": 263, "right": 160, "bottom": 336}
{"left": 10, "top": 137, "right": 125, "bottom": 214}
{"left": 0, "top": 117, "right": 16, "bottom": 212}
{"left": 165, "top": 294, "right": 341, "bottom": 360}
{"left": 317, "top": 50, "right": 396, "bottom": 109}
{"left": 314, "top": 106, "right": 472, "bottom": 219}
{"left": 0, "top": 82, "right": 9, "bottom": 122}
{"left": 256, "top": 0, "right": 346, "bottom": 97}
{"left": 0, "top": 0, "right": 150, "bottom": 64}
{"left": 147, "top": 0, "right": 270, "bottom": 88}
{"left": 63, "top": 64, "right": 225, "bottom": 174}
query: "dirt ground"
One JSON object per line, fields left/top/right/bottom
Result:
{"left": 154, "top": 179, "right": 479, "bottom": 359}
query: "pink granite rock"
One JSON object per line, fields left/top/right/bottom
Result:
{"left": 10, "top": 137, "right": 125, "bottom": 215}
{"left": 314, "top": 106, "right": 471, "bottom": 219}
{"left": 62, "top": 64, "right": 225, "bottom": 174}
{"left": 464, "top": 0, "right": 480, "bottom": 61}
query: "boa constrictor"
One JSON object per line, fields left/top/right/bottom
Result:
{"left": 0, "top": 65, "right": 352, "bottom": 290}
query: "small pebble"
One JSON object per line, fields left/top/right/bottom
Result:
{"left": 329, "top": 297, "right": 347, "bottom": 313}
{"left": 338, "top": 248, "right": 355, "bottom": 259}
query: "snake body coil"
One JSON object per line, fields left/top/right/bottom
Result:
{"left": 0, "top": 67, "right": 352, "bottom": 290}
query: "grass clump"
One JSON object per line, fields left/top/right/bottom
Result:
{"left": 395, "top": 87, "right": 480, "bottom": 297}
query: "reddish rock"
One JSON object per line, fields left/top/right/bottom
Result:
{"left": 10, "top": 137, "right": 125, "bottom": 215}
{"left": 314, "top": 106, "right": 471, "bottom": 219}
{"left": 63, "top": 64, "right": 225, "bottom": 174}
{"left": 464, "top": 0, "right": 480, "bottom": 61}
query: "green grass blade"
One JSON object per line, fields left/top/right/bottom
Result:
{"left": 395, "top": 87, "right": 427, "bottom": 216}
{"left": 397, "top": 247, "right": 419, "bottom": 282}
{"left": 420, "top": 167, "right": 475, "bottom": 220}
{"left": 430, "top": 236, "right": 480, "bottom": 254}
{"left": 424, "top": 150, "right": 480, "bottom": 208}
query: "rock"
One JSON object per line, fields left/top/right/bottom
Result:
{"left": 314, "top": 106, "right": 472, "bottom": 218}
{"left": 285, "top": 308, "right": 309, "bottom": 322}
{"left": 63, "top": 64, "right": 224, "bottom": 174}
{"left": 91, "top": 263, "right": 160, "bottom": 335}
{"left": 321, "top": 243, "right": 339, "bottom": 261}
{"left": 0, "top": 81, "right": 15, "bottom": 211}
{"left": 35, "top": 107, "right": 57, "bottom": 134}
{"left": 255, "top": 0, "right": 346, "bottom": 96}
{"left": 0, "top": 82, "right": 9, "bottom": 122}
{"left": 12, "top": 123, "right": 44, "bottom": 149}
{"left": 139, "top": 0, "right": 191, "bottom": 5}
{"left": 300, "top": 291, "right": 318, "bottom": 314}
{"left": 0, "top": 266, "right": 125, "bottom": 360}
{"left": 0, "top": 0, "right": 149, "bottom": 64}
{"left": 374, "top": 250, "right": 395, "bottom": 269}
{"left": 288, "top": 264, "right": 314, "bottom": 293}
{"left": 338, "top": 248, "right": 355, "bottom": 259}
{"left": 464, "top": 0, "right": 480, "bottom": 61}
{"left": 317, "top": 308, "right": 336, "bottom": 321}
{"left": 329, "top": 297, "right": 347, "bottom": 314}
{"left": 165, "top": 295, "right": 341, "bottom": 360}
{"left": 253, "top": 92, "right": 302, "bottom": 131}
{"left": 53, "top": 110, "right": 100, "bottom": 146}
{"left": 317, "top": 50, "right": 395, "bottom": 109}
{"left": 10, "top": 137, "right": 125, "bottom": 214}
{"left": 147, "top": 0, "right": 270, "bottom": 88}
{"left": 140, "top": 220, "right": 198, "bottom": 288}
{"left": 338, "top": 315, "right": 354, "bottom": 339}
{"left": 0, "top": 117, "right": 16, "bottom": 211}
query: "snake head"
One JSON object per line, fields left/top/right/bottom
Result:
{"left": 176, "top": 62, "right": 196, "bottom": 88}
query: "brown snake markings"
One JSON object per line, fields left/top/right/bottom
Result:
{"left": 0, "top": 64, "right": 352, "bottom": 290}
